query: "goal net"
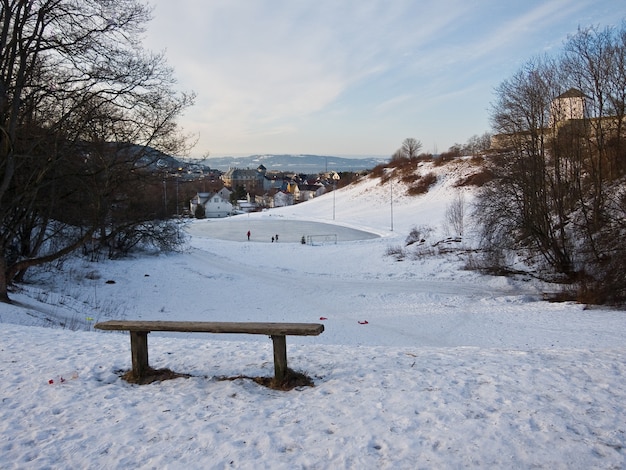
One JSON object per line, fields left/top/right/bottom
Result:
{"left": 305, "top": 234, "right": 338, "bottom": 245}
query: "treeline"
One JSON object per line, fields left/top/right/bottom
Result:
{"left": 0, "top": 0, "right": 193, "bottom": 302}
{"left": 475, "top": 23, "right": 626, "bottom": 305}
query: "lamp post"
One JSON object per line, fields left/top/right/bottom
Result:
{"left": 163, "top": 177, "right": 167, "bottom": 217}
{"left": 176, "top": 167, "right": 183, "bottom": 217}
{"left": 332, "top": 172, "right": 340, "bottom": 220}
{"left": 176, "top": 177, "right": 179, "bottom": 216}
{"left": 390, "top": 174, "right": 394, "bottom": 231}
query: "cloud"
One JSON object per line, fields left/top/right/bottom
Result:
{"left": 471, "top": 0, "right": 587, "bottom": 59}
{"left": 149, "top": 1, "right": 473, "bottom": 112}
{"left": 144, "top": 0, "right": 624, "bottom": 155}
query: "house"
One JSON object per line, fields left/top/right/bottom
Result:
{"left": 273, "top": 191, "right": 294, "bottom": 207}
{"left": 222, "top": 165, "right": 267, "bottom": 195}
{"left": 297, "top": 183, "right": 325, "bottom": 202}
{"left": 237, "top": 197, "right": 257, "bottom": 213}
{"left": 255, "top": 193, "right": 275, "bottom": 209}
{"left": 216, "top": 187, "right": 233, "bottom": 202}
{"left": 263, "top": 174, "right": 284, "bottom": 192}
{"left": 286, "top": 181, "right": 300, "bottom": 201}
{"left": 190, "top": 192, "right": 233, "bottom": 218}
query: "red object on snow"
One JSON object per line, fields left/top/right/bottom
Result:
{"left": 48, "top": 379, "right": 54, "bottom": 384}
{"left": 319, "top": 317, "right": 327, "bottom": 320}
{"left": 358, "top": 320, "right": 369, "bottom": 325}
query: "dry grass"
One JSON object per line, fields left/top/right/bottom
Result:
{"left": 219, "top": 368, "right": 315, "bottom": 391}
{"left": 433, "top": 149, "right": 460, "bottom": 166}
{"left": 368, "top": 163, "right": 386, "bottom": 180}
{"left": 406, "top": 172, "right": 437, "bottom": 195}
{"left": 455, "top": 168, "right": 494, "bottom": 187}
{"left": 252, "top": 368, "right": 315, "bottom": 391}
{"left": 121, "top": 367, "right": 192, "bottom": 385}
{"left": 120, "top": 366, "right": 315, "bottom": 391}
{"left": 371, "top": 154, "right": 433, "bottom": 183}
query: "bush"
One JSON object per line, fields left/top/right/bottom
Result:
{"left": 194, "top": 204, "right": 206, "bottom": 219}
{"left": 385, "top": 245, "right": 405, "bottom": 261}
{"left": 434, "top": 149, "right": 460, "bottom": 166}
{"left": 406, "top": 172, "right": 437, "bottom": 195}
{"left": 105, "top": 220, "right": 187, "bottom": 258}
{"left": 405, "top": 226, "right": 432, "bottom": 246}
{"left": 455, "top": 168, "right": 493, "bottom": 187}
{"left": 368, "top": 163, "right": 386, "bottom": 180}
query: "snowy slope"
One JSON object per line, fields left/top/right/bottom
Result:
{"left": 1, "top": 159, "right": 625, "bottom": 469}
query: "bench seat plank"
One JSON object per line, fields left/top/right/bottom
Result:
{"left": 95, "top": 320, "right": 324, "bottom": 336}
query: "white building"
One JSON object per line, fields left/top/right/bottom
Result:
{"left": 190, "top": 192, "right": 233, "bottom": 218}
{"left": 549, "top": 88, "right": 590, "bottom": 127}
{"left": 273, "top": 191, "right": 294, "bottom": 207}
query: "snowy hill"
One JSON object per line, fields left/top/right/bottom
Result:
{"left": 1, "top": 158, "right": 626, "bottom": 468}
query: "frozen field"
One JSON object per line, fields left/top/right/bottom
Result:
{"left": 186, "top": 216, "right": 380, "bottom": 243}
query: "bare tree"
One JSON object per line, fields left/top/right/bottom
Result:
{"left": 445, "top": 191, "right": 465, "bottom": 237}
{"left": 463, "top": 133, "right": 492, "bottom": 156}
{"left": 0, "top": 0, "right": 193, "bottom": 301}
{"left": 400, "top": 138, "right": 423, "bottom": 159}
{"left": 390, "top": 148, "right": 404, "bottom": 161}
{"left": 483, "top": 57, "right": 576, "bottom": 276}
{"left": 478, "top": 23, "right": 626, "bottom": 303}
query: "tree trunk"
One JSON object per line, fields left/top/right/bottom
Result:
{"left": 0, "top": 256, "right": 10, "bottom": 303}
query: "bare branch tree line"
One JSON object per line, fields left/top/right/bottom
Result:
{"left": 0, "top": 0, "right": 193, "bottom": 302}
{"left": 476, "top": 23, "right": 626, "bottom": 304}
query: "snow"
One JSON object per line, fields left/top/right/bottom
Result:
{"left": 1, "top": 159, "right": 625, "bottom": 468}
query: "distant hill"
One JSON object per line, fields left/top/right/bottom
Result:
{"left": 203, "top": 154, "right": 388, "bottom": 173}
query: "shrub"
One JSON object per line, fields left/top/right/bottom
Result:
{"left": 405, "top": 225, "right": 432, "bottom": 246}
{"left": 455, "top": 168, "right": 494, "bottom": 187}
{"left": 194, "top": 204, "right": 206, "bottom": 219}
{"left": 434, "top": 149, "right": 460, "bottom": 166}
{"left": 385, "top": 245, "right": 405, "bottom": 261}
{"left": 406, "top": 172, "right": 437, "bottom": 195}
{"left": 368, "top": 163, "right": 386, "bottom": 179}
{"left": 400, "top": 171, "right": 420, "bottom": 185}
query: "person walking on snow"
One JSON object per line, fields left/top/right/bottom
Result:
{"left": 247, "top": 230, "right": 251, "bottom": 241}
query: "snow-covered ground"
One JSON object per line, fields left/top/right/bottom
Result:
{"left": 1, "top": 159, "right": 625, "bottom": 468}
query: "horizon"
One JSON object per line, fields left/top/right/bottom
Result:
{"left": 202, "top": 153, "right": 390, "bottom": 160}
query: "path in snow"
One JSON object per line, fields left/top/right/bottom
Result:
{"left": 83, "top": 230, "right": 624, "bottom": 351}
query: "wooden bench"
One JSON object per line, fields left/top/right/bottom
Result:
{"left": 94, "top": 320, "right": 324, "bottom": 382}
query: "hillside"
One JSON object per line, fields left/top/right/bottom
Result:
{"left": 272, "top": 156, "right": 485, "bottom": 238}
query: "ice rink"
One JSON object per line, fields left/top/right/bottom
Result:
{"left": 185, "top": 217, "right": 379, "bottom": 243}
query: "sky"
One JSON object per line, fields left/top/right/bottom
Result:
{"left": 143, "top": 0, "right": 623, "bottom": 158}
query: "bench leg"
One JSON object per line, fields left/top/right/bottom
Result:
{"left": 271, "top": 335, "right": 287, "bottom": 382}
{"left": 130, "top": 331, "right": 149, "bottom": 378}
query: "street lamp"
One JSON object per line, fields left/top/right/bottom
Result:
{"left": 176, "top": 167, "right": 183, "bottom": 217}
{"left": 163, "top": 177, "right": 167, "bottom": 217}
{"left": 385, "top": 167, "right": 394, "bottom": 231}
{"left": 332, "top": 172, "right": 340, "bottom": 220}
{"left": 390, "top": 173, "right": 394, "bottom": 231}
